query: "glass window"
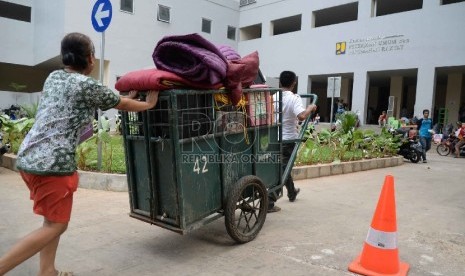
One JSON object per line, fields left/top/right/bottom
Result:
{"left": 240, "top": 0, "right": 257, "bottom": 7}
{"left": 227, "top": 26, "right": 236, "bottom": 40}
{"left": 158, "top": 4, "right": 170, "bottom": 23}
{"left": 202, "top": 18, "right": 212, "bottom": 33}
{"left": 120, "top": 0, "right": 133, "bottom": 13}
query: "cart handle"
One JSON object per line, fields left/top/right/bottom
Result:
{"left": 281, "top": 93, "right": 318, "bottom": 186}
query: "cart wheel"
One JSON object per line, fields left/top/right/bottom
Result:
{"left": 225, "top": 176, "right": 268, "bottom": 243}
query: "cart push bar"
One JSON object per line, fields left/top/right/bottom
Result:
{"left": 281, "top": 93, "right": 318, "bottom": 186}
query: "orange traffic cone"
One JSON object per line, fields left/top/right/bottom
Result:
{"left": 348, "top": 175, "right": 409, "bottom": 276}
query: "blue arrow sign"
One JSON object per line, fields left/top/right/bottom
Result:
{"left": 91, "top": 0, "right": 112, "bottom": 32}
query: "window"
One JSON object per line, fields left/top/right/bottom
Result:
{"left": 240, "top": 23, "right": 262, "bottom": 41}
{"left": 120, "top": 0, "right": 133, "bottom": 13}
{"left": 202, "top": 18, "right": 211, "bottom": 34}
{"left": 375, "top": 0, "right": 422, "bottom": 17}
{"left": 441, "top": 0, "right": 465, "bottom": 4}
{"left": 271, "top": 14, "right": 301, "bottom": 36}
{"left": 157, "top": 4, "right": 170, "bottom": 23}
{"left": 227, "top": 26, "right": 236, "bottom": 40}
{"left": 313, "top": 2, "right": 358, "bottom": 28}
{"left": 240, "top": 0, "right": 257, "bottom": 7}
{"left": 0, "top": 0, "right": 31, "bottom": 22}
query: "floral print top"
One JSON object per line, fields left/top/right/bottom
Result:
{"left": 16, "top": 70, "right": 120, "bottom": 175}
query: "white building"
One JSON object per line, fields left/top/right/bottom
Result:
{"left": 1, "top": 0, "right": 465, "bottom": 125}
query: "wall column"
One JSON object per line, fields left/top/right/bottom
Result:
{"left": 423, "top": 0, "right": 439, "bottom": 9}
{"left": 358, "top": 0, "right": 373, "bottom": 20}
{"left": 445, "top": 73, "right": 463, "bottom": 123}
{"left": 293, "top": 70, "right": 308, "bottom": 97}
{"left": 390, "top": 76, "right": 403, "bottom": 118}
{"left": 414, "top": 67, "right": 436, "bottom": 119}
{"left": 351, "top": 71, "right": 369, "bottom": 125}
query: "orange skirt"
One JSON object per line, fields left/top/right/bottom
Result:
{"left": 20, "top": 171, "right": 78, "bottom": 223}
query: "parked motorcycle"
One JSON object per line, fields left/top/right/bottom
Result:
{"left": 391, "top": 128, "right": 422, "bottom": 163}
{"left": 399, "top": 137, "right": 422, "bottom": 163}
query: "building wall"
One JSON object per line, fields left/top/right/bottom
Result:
{"left": 1, "top": 0, "right": 465, "bottom": 126}
{"left": 0, "top": 0, "right": 34, "bottom": 65}
{"left": 237, "top": 0, "right": 465, "bottom": 123}
{"left": 1, "top": 0, "right": 240, "bottom": 121}
{"left": 52, "top": 0, "right": 239, "bottom": 89}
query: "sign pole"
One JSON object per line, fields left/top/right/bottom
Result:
{"left": 329, "top": 78, "right": 335, "bottom": 130}
{"left": 91, "top": 0, "right": 112, "bottom": 171}
{"left": 327, "top": 76, "right": 341, "bottom": 130}
{"left": 97, "top": 31, "right": 105, "bottom": 170}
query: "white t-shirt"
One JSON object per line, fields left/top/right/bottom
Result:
{"left": 274, "top": 90, "right": 305, "bottom": 140}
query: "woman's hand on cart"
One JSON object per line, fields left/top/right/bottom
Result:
{"left": 146, "top": 90, "right": 160, "bottom": 109}
{"left": 116, "top": 90, "right": 159, "bottom": 112}
{"left": 126, "top": 90, "right": 139, "bottom": 99}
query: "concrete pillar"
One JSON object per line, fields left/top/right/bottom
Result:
{"left": 358, "top": 0, "right": 373, "bottom": 20}
{"left": 301, "top": 13, "right": 312, "bottom": 32}
{"left": 445, "top": 73, "right": 463, "bottom": 123}
{"left": 295, "top": 71, "right": 307, "bottom": 94}
{"left": 261, "top": 17, "right": 270, "bottom": 39}
{"left": 390, "top": 76, "right": 403, "bottom": 118}
{"left": 414, "top": 67, "right": 436, "bottom": 119}
{"left": 423, "top": 0, "right": 439, "bottom": 9}
{"left": 351, "top": 71, "right": 369, "bottom": 125}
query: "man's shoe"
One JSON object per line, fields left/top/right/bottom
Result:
{"left": 423, "top": 160, "right": 427, "bottom": 163}
{"left": 267, "top": 206, "right": 281, "bottom": 213}
{"left": 289, "top": 188, "right": 300, "bottom": 202}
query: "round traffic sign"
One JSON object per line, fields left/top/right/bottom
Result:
{"left": 91, "top": 0, "right": 112, "bottom": 32}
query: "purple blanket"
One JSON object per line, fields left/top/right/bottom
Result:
{"left": 152, "top": 33, "right": 228, "bottom": 85}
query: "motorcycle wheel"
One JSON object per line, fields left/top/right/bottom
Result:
{"left": 409, "top": 150, "right": 420, "bottom": 163}
{"left": 436, "top": 144, "right": 450, "bottom": 156}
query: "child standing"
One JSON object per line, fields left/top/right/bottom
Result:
{"left": 314, "top": 113, "right": 320, "bottom": 125}
{"left": 378, "top": 111, "right": 387, "bottom": 127}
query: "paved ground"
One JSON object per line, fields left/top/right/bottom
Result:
{"left": 1, "top": 148, "right": 464, "bottom": 276}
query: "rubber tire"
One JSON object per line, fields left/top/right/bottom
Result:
{"left": 436, "top": 144, "right": 450, "bottom": 156}
{"left": 224, "top": 176, "right": 268, "bottom": 244}
{"left": 409, "top": 149, "right": 420, "bottom": 163}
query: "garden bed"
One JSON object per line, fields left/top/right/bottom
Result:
{"left": 1, "top": 153, "right": 404, "bottom": 192}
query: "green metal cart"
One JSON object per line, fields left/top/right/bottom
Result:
{"left": 120, "top": 88, "right": 316, "bottom": 243}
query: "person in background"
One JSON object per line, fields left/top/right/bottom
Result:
{"left": 314, "top": 113, "right": 320, "bottom": 125}
{"left": 378, "top": 111, "right": 387, "bottom": 127}
{"left": 0, "top": 32, "right": 159, "bottom": 276}
{"left": 268, "top": 71, "right": 316, "bottom": 213}
{"left": 454, "top": 122, "right": 465, "bottom": 158}
{"left": 336, "top": 99, "right": 345, "bottom": 115}
{"left": 416, "top": 109, "right": 433, "bottom": 163}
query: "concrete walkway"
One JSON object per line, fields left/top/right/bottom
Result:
{"left": 1, "top": 149, "right": 464, "bottom": 276}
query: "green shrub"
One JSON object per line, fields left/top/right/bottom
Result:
{"left": 296, "top": 112, "right": 401, "bottom": 166}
